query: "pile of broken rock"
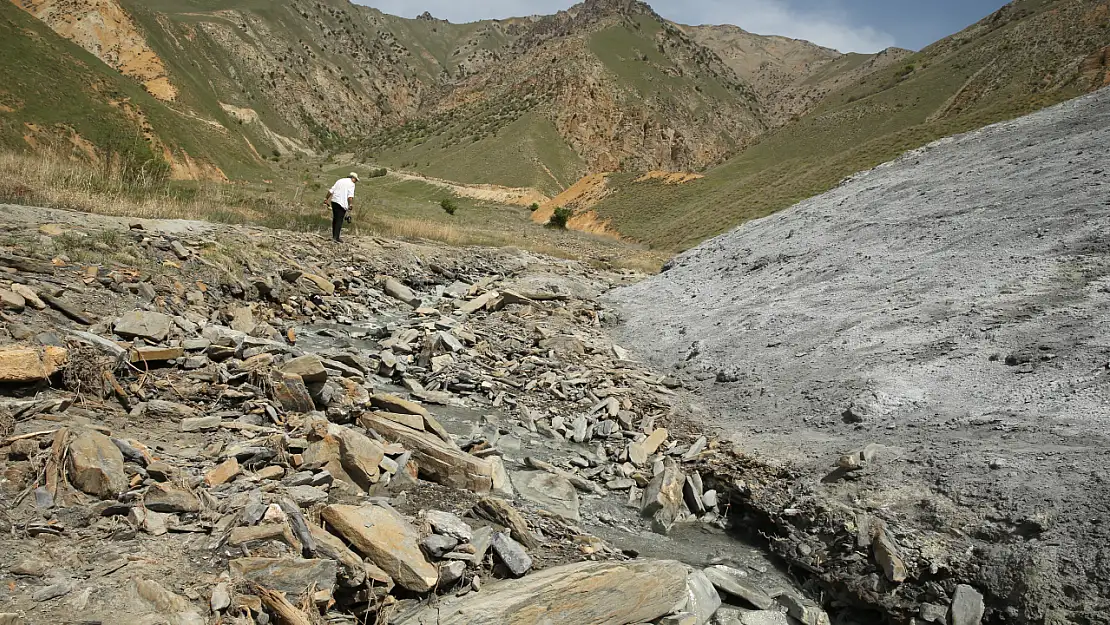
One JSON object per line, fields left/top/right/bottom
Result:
{"left": 0, "top": 223, "right": 834, "bottom": 625}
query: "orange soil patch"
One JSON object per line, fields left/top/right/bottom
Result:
{"left": 565, "top": 209, "right": 622, "bottom": 239}
{"left": 14, "top": 0, "right": 178, "bottom": 101}
{"left": 533, "top": 173, "right": 610, "bottom": 223}
{"left": 531, "top": 172, "right": 622, "bottom": 239}
{"left": 164, "top": 147, "right": 228, "bottom": 182}
{"left": 143, "top": 77, "right": 177, "bottom": 101}
{"left": 69, "top": 132, "right": 98, "bottom": 161}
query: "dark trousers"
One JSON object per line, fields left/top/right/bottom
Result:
{"left": 330, "top": 202, "right": 346, "bottom": 241}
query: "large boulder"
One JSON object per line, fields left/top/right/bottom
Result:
{"left": 328, "top": 423, "right": 384, "bottom": 489}
{"left": 271, "top": 372, "right": 315, "bottom": 413}
{"left": 384, "top": 278, "right": 421, "bottom": 308}
{"left": 703, "top": 565, "right": 774, "bottom": 610}
{"left": 279, "top": 355, "right": 328, "bottom": 384}
{"left": 950, "top": 585, "right": 985, "bottom": 625}
{"left": 362, "top": 413, "right": 493, "bottom": 493}
{"left": 682, "top": 569, "right": 722, "bottom": 625}
{"left": 322, "top": 504, "right": 438, "bottom": 593}
{"left": 641, "top": 457, "right": 685, "bottom": 535}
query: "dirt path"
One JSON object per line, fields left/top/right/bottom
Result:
{"left": 387, "top": 169, "right": 549, "bottom": 207}
{"left": 608, "top": 87, "right": 1110, "bottom": 622}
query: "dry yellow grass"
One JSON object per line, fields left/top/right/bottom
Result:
{"left": 0, "top": 150, "right": 257, "bottom": 221}
{"left": 0, "top": 149, "right": 664, "bottom": 273}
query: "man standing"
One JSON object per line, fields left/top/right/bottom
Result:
{"left": 325, "top": 172, "right": 358, "bottom": 242}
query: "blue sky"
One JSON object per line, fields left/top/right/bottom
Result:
{"left": 353, "top": 0, "right": 1010, "bottom": 53}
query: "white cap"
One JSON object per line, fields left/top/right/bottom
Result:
{"left": 349, "top": 172, "right": 359, "bottom": 181}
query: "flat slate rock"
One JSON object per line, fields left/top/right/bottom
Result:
{"left": 393, "top": 559, "right": 689, "bottom": 625}
{"left": 491, "top": 531, "right": 531, "bottom": 577}
{"left": 143, "top": 482, "right": 201, "bottom": 513}
{"left": 703, "top": 565, "right": 774, "bottom": 610}
{"left": 0, "top": 346, "right": 67, "bottom": 383}
{"left": 228, "top": 557, "right": 337, "bottom": 597}
{"left": 322, "top": 504, "right": 438, "bottom": 593}
{"left": 114, "top": 310, "right": 172, "bottom": 342}
{"left": 510, "top": 470, "right": 580, "bottom": 522}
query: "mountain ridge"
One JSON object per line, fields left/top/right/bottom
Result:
{"left": 586, "top": 0, "right": 1110, "bottom": 250}
{"left": 4, "top": 0, "right": 1110, "bottom": 250}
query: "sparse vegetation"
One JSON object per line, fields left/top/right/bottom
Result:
{"left": 440, "top": 198, "right": 458, "bottom": 215}
{"left": 548, "top": 206, "right": 572, "bottom": 229}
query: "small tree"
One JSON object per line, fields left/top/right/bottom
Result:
{"left": 441, "top": 198, "right": 457, "bottom": 215}
{"left": 548, "top": 206, "right": 572, "bottom": 229}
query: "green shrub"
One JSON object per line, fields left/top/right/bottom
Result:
{"left": 367, "top": 167, "right": 388, "bottom": 178}
{"left": 529, "top": 202, "right": 540, "bottom": 212}
{"left": 441, "top": 198, "right": 458, "bottom": 215}
{"left": 548, "top": 206, "right": 572, "bottom": 229}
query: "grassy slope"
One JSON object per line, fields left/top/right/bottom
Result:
{"left": 798, "top": 52, "right": 875, "bottom": 86}
{"left": 589, "top": 15, "right": 738, "bottom": 109}
{"left": 594, "top": 0, "right": 1110, "bottom": 251}
{"left": 0, "top": 3, "right": 142, "bottom": 151}
{"left": 123, "top": 0, "right": 331, "bottom": 155}
{"left": 0, "top": 1, "right": 264, "bottom": 178}
{"left": 379, "top": 13, "right": 508, "bottom": 79}
{"left": 373, "top": 112, "right": 585, "bottom": 195}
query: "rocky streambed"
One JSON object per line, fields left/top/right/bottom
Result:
{"left": 0, "top": 205, "right": 854, "bottom": 625}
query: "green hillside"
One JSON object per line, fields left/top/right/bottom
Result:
{"left": 0, "top": 1, "right": 262, "bottom": 179}
{"left": 373, "top": 112, "right": 585, "bottom": 195}
{"left": 365, "top": 10, "right": 763, "bottom": 195}
{"left": 593, "top": 0, "right": 1110, "bottom": 251}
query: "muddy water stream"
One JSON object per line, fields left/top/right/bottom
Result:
{"left": 295, "top": 322, "right": 826, "bottom": 622}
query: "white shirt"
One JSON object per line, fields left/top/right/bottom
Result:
{"left": 329, "top": 178, "right": 355, "bottom": 210}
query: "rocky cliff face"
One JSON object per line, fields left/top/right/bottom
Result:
{"left": 6, "top": 0, "right": 773, "bottom": 177}
{"left": 436, "top": 12, "right": 765, "bottom": 175}
{"left": 683, "top": 24, "right": 912, "bottom": 124}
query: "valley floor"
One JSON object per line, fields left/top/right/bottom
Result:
{"left": 0, "top": 204, "right": 825, "bottom": 625}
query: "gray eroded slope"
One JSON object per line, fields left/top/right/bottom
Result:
{"left": 608, "top": 87, "right": 1110, "bottom": 618}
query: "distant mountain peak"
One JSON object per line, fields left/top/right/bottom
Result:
{"left": 569, "top": 0, "right": 659, "bottom": 21}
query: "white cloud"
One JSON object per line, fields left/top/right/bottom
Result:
{"left": 666, "top": 0, "right": 896, "bottom": 53}
{"left": 353, "top": 0, "right": 897, "bottom": 53}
